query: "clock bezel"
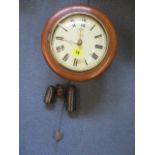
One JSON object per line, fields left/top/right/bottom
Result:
{"left": 41, "top": 5, "right": 117, "bottom": 81}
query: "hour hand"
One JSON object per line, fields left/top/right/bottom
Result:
{"left": 55, "top": 37, "right": 77, "bottom": 45}
{"left": 63, "top": 39, "right": 77, "bottom": 45}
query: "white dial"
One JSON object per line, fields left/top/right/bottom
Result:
{"left": 49, "top": 14, "right": 108, "bottom": 72}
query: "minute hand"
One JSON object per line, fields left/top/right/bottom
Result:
{"left": 77, "top": 28, "right": 83, "bottom": 46}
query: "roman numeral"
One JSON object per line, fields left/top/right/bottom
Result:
{"left": 63, "top": 53, "right": 69, "bottom": 61}
{"left": 94, "top": 34, "right": 102, "bottom": 39}
{"left": 84, "top": 59, "right": 88, "bottom": 65}
{"left": 95, "top": 44, "right": 103, "bottom": 49}
{"left": 73, "top": 58, "right": 78, "bottom": 66}
{"left": 81, "top": 18, "right": 86, "bottom": 27}
{"left": 71, "top": 19, "right": 76, "bottom": 27}
{"left": 58, "top": 23, "right": 68, "bottom": 32}
{"left": 90, "top": 25, "right": 95, "bottom": 31}
{"left": 92, "top": 53, "right": 98, "bottom": 60}
{"left": 56, "top": 45, "right": 64, "bottom": 52}
{"left": 56, "top": 36, "right": 64, "bottom": 40}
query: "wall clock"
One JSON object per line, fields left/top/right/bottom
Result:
{"left": 42, "top": 5, "right": 117, "bottom": 141}
{"left": 41, "top": 5, "right": 117, "bottom": 82}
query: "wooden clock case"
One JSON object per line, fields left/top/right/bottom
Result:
{"left": 41, "top": 5, "right": 117, "bottom": 82}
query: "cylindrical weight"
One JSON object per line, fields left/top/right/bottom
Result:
{"left": 66, "top": 85, "right": 76, "bottom": 112}
{"left": 44, "top": 86, "right": 56, "bottom": 104}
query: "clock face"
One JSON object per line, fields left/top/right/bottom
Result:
{"left": 48, "top": 14, "right": 108, "bottom": 72}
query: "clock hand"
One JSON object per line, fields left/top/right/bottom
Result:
{"left": 61, "top": 39, "right": 77, "bottom": 45}
{"left": 77, "top": 28, "right": 83, "bottom": 46}
{"left": 79, "top": 28, "right": 82, "bottom": 39}
{"left": 55, "top": 37, "right": 77, "bottom": 45}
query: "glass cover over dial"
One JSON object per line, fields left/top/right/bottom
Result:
{"left": 49, "top": 14, "right": 108, "bottom": 72}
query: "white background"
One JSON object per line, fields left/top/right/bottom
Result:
{"left": 135, "top": 0, "right": 155, "bottom": 154}
{"left": 0, "top": 0, "right": 155, "bottom": 154}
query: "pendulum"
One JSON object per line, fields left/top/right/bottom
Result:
{"left": 53, "top": 129, "right": 64, "bottom": 142}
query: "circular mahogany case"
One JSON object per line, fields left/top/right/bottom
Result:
{"left": 41, "top": 5, "right": 117, "bottom": 82}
